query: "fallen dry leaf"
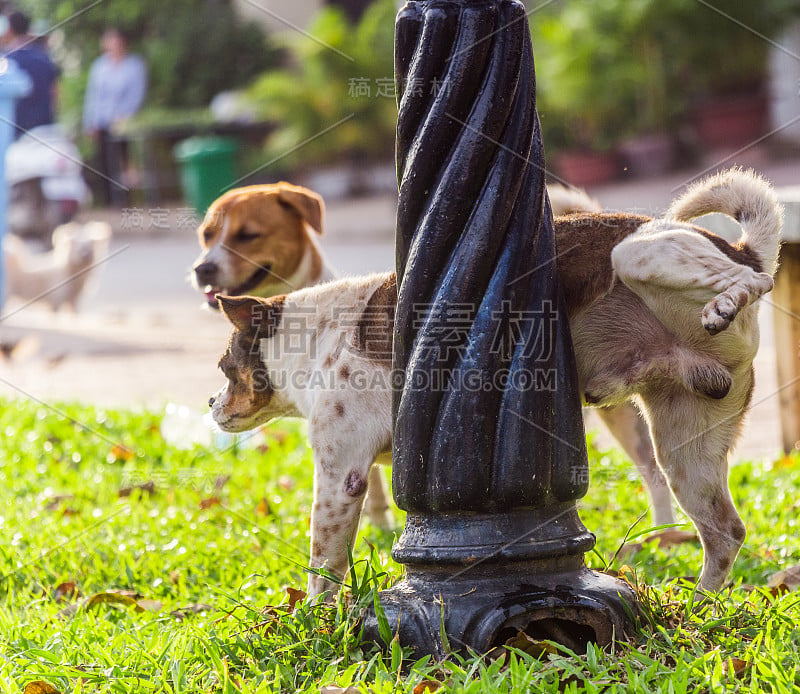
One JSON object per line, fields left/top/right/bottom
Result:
{"left": 504, "top": 630, "right": 558, "bottom": 658}
{"left": 44, "top": 495, "right": 74, "bottom": 511}
{"left": 53, "top": 582, "right": 79, "bottom": 603}
{"left": 256, "top": 497, "right": 272, "bottom": 517}
{"left": 723, "top": 657, "right": 748, "bottom": 678}
{"left": 23, "top": 682, "right": 61, "bottom": 694}
{"left": 413, "top": 680, "right": 441, "bottom": 694}
{"left": 109, "top": 443, "right": 134, "bottom": 462}
{"left": 170, "top": 603, "right": 214, "bottom": 620}
{"left": 286, "top": 587, "right": 306, "bottom": 611}
{"left": 768, "top": 565, "right": 800, "bottom": 590}
{"left": 620, "top": 529, "right": 698, "bottom": 557}
{"left": 214, "top": 474, "right": 232, "bottom": 491}
{"left": 118, "top": 480, "right": 156, "bottom": 497}
{"left": 135, "top": 599, "right": 163, "bottom": 613}
{"left": 278, "top": 476, "right": 295, "bottom": 491}
{"left": 319, "top": 687, "right": 359, "bottom": 694}
{"left": 199, "top": 496, "right": 221, "bottom": 510}
{"left": 85, "top": 591, "right": 138, "bottom": 610}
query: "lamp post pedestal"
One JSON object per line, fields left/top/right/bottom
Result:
{"left": 364, "top": 0, "right": 640, "bottom": 656}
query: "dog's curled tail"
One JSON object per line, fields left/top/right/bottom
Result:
{"left": 548, "top": 184, "right": 602, "bottom": 216}
{"left": 668, "top": 168, "right": 783, "bottom": 274}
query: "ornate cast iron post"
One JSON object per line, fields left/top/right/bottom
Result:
{"left": 363, "top": 0, "right": 638, "bottom": 656}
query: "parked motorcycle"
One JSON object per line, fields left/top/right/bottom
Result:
{"left": 6, "top": 125, "right": 91, "bottom": 249}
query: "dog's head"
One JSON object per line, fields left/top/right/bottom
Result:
{"left": 209, "top": 294, "right": 289, "bottom": 432}
{"left": 52, "top": 221, "right": 111, "bottom": 270}
{"left": 191, "top": 182, "right": 324, "bottom": 310}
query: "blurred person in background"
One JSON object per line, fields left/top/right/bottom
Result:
{"left": 1, "top": 10, "right": 59, "bottom": 138}
{"left": 82, "top": 27, "right": 146, "bottom": 206}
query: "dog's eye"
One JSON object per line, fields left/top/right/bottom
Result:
{"left": 235, "top": 228, "right": 259, "bottom": 242}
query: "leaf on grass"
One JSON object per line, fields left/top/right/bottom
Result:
{"left": 620, "top": 529, "right": 698, "bottom": 556}
{"left": 118, "top": 480, "right": 156, "bottom": 497}
{"left": 768, "top": 565, "right": 800, "bottom": 590}
{"left": 413, "top": 680, "right": 441, "bottom": 694}
{"left": 85, "top": 591, "right": 138, "bottom": 610}
{"left": 213, "top": 474, "right": 232, "bottom": 491}
{"left": 504, "top": 631, "right": 558, "bottom": 658}
{"left": 44, "top": 495, "right": 74, "bottom": 511}
{"left": 53, "top": 582, "right": 79, "bottom": 603}
{"left": 61, "top": 508, "right": 80, "bottom": 517}
{"left": 286, "top": 587, "right": 306, "bottom": 611}
{"left": 278, "top": 475, "right": 295, "bottom": 491}
{"left": 134, "top": 599, "right": 163, "bottom": 613}
{"left": 199, "top": 496, "right": 221, "bottom": 510}
{"left": 256, "top": 497, "right": 272, "bottom": 517}
{"left": 109, "top": 443, "right": 134, "bottom": 462}
{"left": 56, "top": 603, "right": 80, "bottom": 620}
{"left": 320, "top": 687, "right": 359, "bottom": 694}
{"left": 723, "top": 657, "right": 748, "bottom": 678}
{"left": 23, "top": 682, "right": 61, "bottom": 694}
{"left": 169, "top": 570, "right": 181, "bottom": 584}
{"left": 170, "top": 603, "right": 214, "bottom": 620}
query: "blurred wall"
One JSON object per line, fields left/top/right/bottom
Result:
{"left": 770, "top": 23, "right": 800, "bottom": 144}
{"left": 232, "top": 0, "right": 323, "bottom": 33}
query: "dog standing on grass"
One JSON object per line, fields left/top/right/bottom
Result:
{"left": 202, "top": 170, "right": 782, "bottom": 597}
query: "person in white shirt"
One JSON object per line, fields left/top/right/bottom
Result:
{"left": 83, "top": 27, "right": 146, "bottom": 206}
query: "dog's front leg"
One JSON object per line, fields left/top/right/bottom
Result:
{"left": 307, "top": 455, "right": 373, "bottom": 599}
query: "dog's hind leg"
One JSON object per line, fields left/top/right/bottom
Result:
{"left": 364, "top": 462, "right": 394, "bottom": 530}
{"left": 642, "top": 390, "right": 747, "bottom": 591}
{"left": 596, "top": 403, "right": 674, "bottom": 526}
{"left": 611, "top": 225, "right": 774, "bottom": 336}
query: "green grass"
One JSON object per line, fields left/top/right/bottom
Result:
{"left": 1, "top": 397, "right": 799, "bottom": 692}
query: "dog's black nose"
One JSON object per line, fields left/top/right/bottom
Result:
{"left": 194, "top": 261, "right": 218, "bottom": 285}
{"left": 208, "top": 396, "right": 216, "bottom": 407}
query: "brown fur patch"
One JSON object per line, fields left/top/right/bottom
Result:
{"left": 335, "top": 401, "right": 345, "bottom": 417}
{"left": 355, "top": 274, "right": 397, "bottom": 364}
{"left": 554, "top": 213, "right": 651, "bottom": 314}
{"left": 697, "top": 229, "right": 763, "bottom": 273}
{"left": 339, "top": 365, "right": 351, "bottom": 380}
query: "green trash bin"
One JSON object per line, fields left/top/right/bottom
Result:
{"left": 174, "top": 136, "right": 238, "bottom": 215}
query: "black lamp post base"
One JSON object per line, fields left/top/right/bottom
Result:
{"left": 363, "top": 558, "right": 639, "bottom": 659}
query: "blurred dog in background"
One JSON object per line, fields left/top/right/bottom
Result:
{"left": 3, "top": 221, "right": 111, "bottom": 311}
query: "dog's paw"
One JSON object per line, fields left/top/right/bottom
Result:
{"left": 702, "top": 292, "right": 742, "bottom": 335}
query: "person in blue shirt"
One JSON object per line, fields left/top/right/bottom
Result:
{"left": 83, "top": 27, "right": 147, "bottom": 206}
{"left": 2, "top": 11, "right": 59, "bottom": 139}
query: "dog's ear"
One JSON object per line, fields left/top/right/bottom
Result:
{"left": 218, "top": 294, "right": 285, "bottom": 337}
{"left": 218, "top": 295, "right": 263, "bottom": 332}
{"left": 277, "top": 183, "right": 325, "bottom": 235}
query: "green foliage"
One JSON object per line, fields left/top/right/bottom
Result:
{"left": 532, "top": 0, "right": 800, "bottom": 151}
{"left": 18, "top": 0, "right": 278, "bottom": 121}
{"left": 246, "top": 0, "right": 397, "bottom": 172}
{"left": 2, "top": 396, "right": 800, "bottom": 691}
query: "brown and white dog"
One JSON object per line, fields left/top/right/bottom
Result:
{"left": 191, "top": 182, "right": 334, "bottom": 309}
{"left": 193, "top": 182, "right": 679, "bottom": 531}
{"left": 206, "top": 169, "right": 782, "bottom": 597}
